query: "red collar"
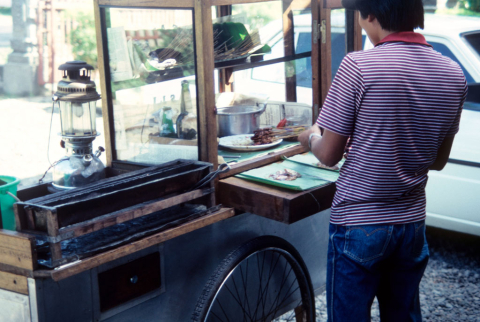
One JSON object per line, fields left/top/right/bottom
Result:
{"left": 375, "top": 31, "right": 432, "bottom": 47}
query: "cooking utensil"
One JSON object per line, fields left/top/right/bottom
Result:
{"left": 216, "top": 103, "right": 266, "bottom": 137}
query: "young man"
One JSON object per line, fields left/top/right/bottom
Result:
{"left": 298, "top": 0, "right": 467, "bottom": 320}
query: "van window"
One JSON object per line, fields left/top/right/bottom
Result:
{"left": 429, "top": 41, "right": 474, "bottom": 83}
{"left": 296, "top": 32, "right": 311, "bottom": 54}
{"left": 463, "top": 32, "right": 480, "bottom": 57}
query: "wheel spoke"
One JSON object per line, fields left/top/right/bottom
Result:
{"left": 253, "top": 251, "right": 268, "bottom": 320}
{"left": 272, "top": 284, "right": 300, "bottom": 319}
{"left": 273, "top": 299, "right": 303, "bottom": 322}
{"left": 239, "top": 256, "right": 252, "bottom": 319}
{"left": 256, "top": 251, "right": 282, "bottom": 321}
{"left": 260, "top": 251, "right": 278, "bottom": 320}
{"left": 198, "top": 239, "right": 314, "bottom": 322}
{"left": 231, "top": 273, "right": 251, "bottom": 322}
{"left": 210, "top": 309, "right": 225, "bottom": 322}
{"left": 265, "top": 263, "right": 294, "bottom": 318}
{"left": 213, "top": 298, "right": 230, "bottom": 322}
{"left": 224, "top": 283, "right": 253, "bottom": 320}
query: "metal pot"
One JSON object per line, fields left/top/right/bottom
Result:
{"left": 216, "top": 103, "right": 267, "bottom": 137}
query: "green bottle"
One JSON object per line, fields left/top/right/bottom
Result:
{"left": 176, "top": 80, "right": 192, "bottom": 138}
{"left": 161, "top": 107, "right": 175, "bottom": 137}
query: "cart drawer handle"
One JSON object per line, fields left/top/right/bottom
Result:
{"left": 130, "top": 275, "right": 138, "bottom": 284}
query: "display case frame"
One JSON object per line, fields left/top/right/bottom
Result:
{"left": 93, "top": 0, "right": 362, "bottom": 181}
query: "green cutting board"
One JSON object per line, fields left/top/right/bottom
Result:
{"left": 235, "top": 160, "right": 338, "bottom": 191}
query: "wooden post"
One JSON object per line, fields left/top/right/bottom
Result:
{"left": 320, "top": 7, "right": 332, "bottom": 104}
{"left": 45, "top": 209, "right": 63, "bottom": 264}
{"left": 217, "top": 5, "right": 234, "bottom": 93}
{"left": 353, "top": 10, "right": 363, "bottom": 51}
{"left": 311, "top": 0, "right": 321, "bottom": 122}
{"left": 283, "top": 1, "right": 297, "bottom": 102}
{"left": 94, "top": 1, "right": 114, "bottom": 167}
{"left": 0, "top": 271, "right": 29, "bottom": 295}
{"left": 194, "top": 0, "right": 218, "bottom": 169}
{"left": 0, "top": 229, "right": 37, "bottom": 272}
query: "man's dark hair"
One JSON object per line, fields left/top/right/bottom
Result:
{"left": 344, "top": 0, "right": 424, "bottom": 31}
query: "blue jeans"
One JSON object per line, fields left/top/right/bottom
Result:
{"left": 326, "top": 221, "right": 429, "bottom": 322}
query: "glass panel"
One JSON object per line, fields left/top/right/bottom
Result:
{"left": 330, "top": 10, "right": 367, "bottom": 83}
{"left": 239, "top": 56, "right": 312, "bottom": 104}
{"left": 217, "top": 3, "right": 313, "bottom": 132}
{"left": 331, "top": 9, "right": 346, "bottom": 82}
{"left": 211, "top": 1, "right": 284, "bottom": 67}
{"left": 104, "top": 7, "right": 198, "bottom": 165}
{"left": 59, "top": 101, "right": 96, "bottom": 136}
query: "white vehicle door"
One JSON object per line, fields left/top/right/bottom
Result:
{"left": 426, "top": 98, "right": 480, "bottom": 236}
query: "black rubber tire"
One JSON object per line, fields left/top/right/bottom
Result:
{"left": 192, "top": 236, "right": 316, "bottom": 322}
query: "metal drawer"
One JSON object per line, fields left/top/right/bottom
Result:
{"left": 98, "top": 252, "right": 161, "bottom": 312}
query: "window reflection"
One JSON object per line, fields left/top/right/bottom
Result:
{"left": 105, "top": 7, "right": 199, "bottom": 164}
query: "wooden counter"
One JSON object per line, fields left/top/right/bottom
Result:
{"left": 218, "top": 177, "right": 336, "bottom": 224}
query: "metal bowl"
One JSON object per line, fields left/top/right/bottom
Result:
{"left": 216, "top": 104, "right": 266, "bottom": 137}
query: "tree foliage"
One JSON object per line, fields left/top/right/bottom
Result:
{"left": 68, "top": 10, "right": 98, "bottom": 68}
{"left": 459, "top": 0, "right": 480, "bottom": 12}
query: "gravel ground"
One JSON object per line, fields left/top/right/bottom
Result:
{"left": 314, "top": 226, "right": 480, "bottom": 321}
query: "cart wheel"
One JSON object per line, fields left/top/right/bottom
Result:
{"left": 192, "top": 236, "right": 315, "bottom": 322}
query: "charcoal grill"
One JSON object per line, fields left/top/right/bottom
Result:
{"left": 14, "top": 159, "right": 216, "bottom": 267}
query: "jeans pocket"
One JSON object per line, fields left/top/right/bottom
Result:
{"left": 344, "top": 225, "right": 393, "bottom": 262}
{"left": 413, "top": 221, "right": 427, "bottom": 257}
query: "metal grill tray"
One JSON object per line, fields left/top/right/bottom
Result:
{"left": 19, "top": 159, "right": 212, "bottom": 231}
{"left": 35, "top": 204, "right": 216, "bottom": 268}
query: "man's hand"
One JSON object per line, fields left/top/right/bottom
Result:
{"left": 299, "top": 124, "right": 348, "bottom": 167}
{"left": 298, "top": 124, "right": 322, "bottom": 150}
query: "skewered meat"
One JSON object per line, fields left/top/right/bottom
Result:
{"left": 251, "top": 128, "right": 274, "bottom": 145}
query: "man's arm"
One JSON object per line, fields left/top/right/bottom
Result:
{"left": 429, "top": 136, "right": 455, "bottom": 171}
{"left": 298, "top": 124, "right": 348, "bottom": 167}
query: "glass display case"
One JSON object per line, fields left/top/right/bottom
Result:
{"left": 99, "top": 6, "right": 199, "bottom": 165}
{"left": 94, "top": 0, "right": 362, "bottom": 173}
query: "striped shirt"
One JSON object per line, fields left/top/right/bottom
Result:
{"left": 317, "top": 32, "right": 467, "bottom": 226}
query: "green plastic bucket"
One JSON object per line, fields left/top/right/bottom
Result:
{"left": 0, "top": 175, "right": 20, "bottom": 230}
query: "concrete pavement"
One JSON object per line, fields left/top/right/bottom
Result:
{"left": 0, "top": 95, "right": 106, "bottom": 187}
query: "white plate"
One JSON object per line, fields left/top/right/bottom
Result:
{"left": 218, "top": 134, "right": 283, "bottom": 151}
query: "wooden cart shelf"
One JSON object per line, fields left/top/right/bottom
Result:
{"left": 218, "top": 177, "right": 336, "bottom": 224}
{"left": 0, "top": 207, "right": 234, "bottom": 282}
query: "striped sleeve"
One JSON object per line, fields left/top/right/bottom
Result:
{"left": 317, "top": 54, "right": 364, "bottom": 137}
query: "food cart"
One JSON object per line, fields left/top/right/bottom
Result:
{"left": 0, "top": 0, "right": 363, "bottom": 321}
